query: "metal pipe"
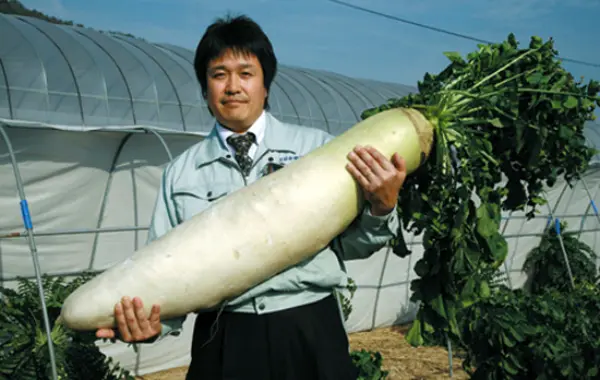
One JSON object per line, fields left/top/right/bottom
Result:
{"left": 501, "top": 213, "right": 594, "bottom": 220}
{"left": 579, "top": 178, "right": 600, "bottom": 231}
{"left": 446, "top": 333, "right": 453, "bottom": 378}
{"left": 142, "top": 127, "right": 174, "bottom": 161}
{"left": 500, "top": 211, "right": 514, "bottom": 289}
{"left": 2, "top": 269, "right": 104, "bottom": 282}
{"left": 370, "top": 245, "right": 391, "bottom": 330}
{"left": 543, "top": 190, "right": 575, "bottom": 289}
{"left": 89, "top": 133, "right": 133, "bottom": 270}
{"left": 0, "top": 226, "right": 148, "bottom": 239}
{"left": 0, "top": 119, "right": 210, "bottom": 139}
{"left": 0, "top": 123, "right": 58, "bottom": 380}
{"left": 3, "top": 226, "right": 599, "bottom": 242}
{"left": 398, "top": 228, "right": 600, "bottom": 243}
{"left": 551, "top": 181, "right": 570, "bottom": 215}
{"left": 88, "top": 127, "right": 173, "bottom": 270}
{"left": 554, "top": 218, "right": 576, "bottom": 289}
{"left": 0, "top": 266, "right": 562, "bottom": 289}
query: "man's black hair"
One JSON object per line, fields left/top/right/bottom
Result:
{"left": 194, "top": 14, "right": 277, "bottom": 109}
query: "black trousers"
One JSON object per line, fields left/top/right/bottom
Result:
{"left": 185, "top": 294, "right": 358, "bottom": 380}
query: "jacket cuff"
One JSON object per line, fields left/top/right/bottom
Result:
{"left": 360, "top": 203, "right": 400, "bottom": 234}
{"left": 154, "top": 318, "right": 184, "bottom": 342}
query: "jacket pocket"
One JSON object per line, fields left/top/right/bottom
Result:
{"left": 171, "top": 182, "right": 230, "bottom": 222}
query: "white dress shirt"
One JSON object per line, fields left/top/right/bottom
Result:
{"left": 216, "top": 110, "right": 266, "bottom": 159}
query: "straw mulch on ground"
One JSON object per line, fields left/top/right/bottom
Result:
{"left": 348, "top": 324, "right": 469, "bottom": 380}
{"left": 136, "top": 324, "right": 469, "bottom": 380}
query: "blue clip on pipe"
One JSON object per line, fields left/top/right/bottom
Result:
{"left": 554, "top": 217, "right": 561, "bottom": 235}
{"left": 20, "top": 199, "right": 33, "bottom": 230}
{"left": 591, "top": 200, "right": 598, "bottom": 216}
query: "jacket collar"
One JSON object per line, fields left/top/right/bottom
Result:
{"left": 194, "top": 111, "right": 294, "bottom": 168}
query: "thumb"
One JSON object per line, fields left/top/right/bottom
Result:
{"left": 392, "top": 154, "right": 406, "bottom": 172}
{"left": 149, "top": 304, "right": 162, "bottom": 329}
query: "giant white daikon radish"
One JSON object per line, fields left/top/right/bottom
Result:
{"left": 59, "top": 107, "right": 434, "bottom": 331}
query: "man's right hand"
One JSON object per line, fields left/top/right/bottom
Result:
{"left": 96, "top": 296, "right": 162, "bottom": 343}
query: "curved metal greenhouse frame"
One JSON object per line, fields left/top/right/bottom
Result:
{"left": 1, "top": 13, "right": 600, "bottom": 379}
{"left": 0, "top": 13, "right": 415, "bottom": 378}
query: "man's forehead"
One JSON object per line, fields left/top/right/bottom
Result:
{"left": 208, "top": 50, "right": 260, "bottom": 69}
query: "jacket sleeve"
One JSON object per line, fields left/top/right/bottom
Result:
{"left": 317, "top": 130, "right": 400, "bottom": 260}
{"left": 144, "top": 166, "right": 187, "bottom": 342}
{"left": 329, "top": 203, "right": 400, "bottom": 261}
{"left": 146, "top": 167, "right": 179, "bottom": 245}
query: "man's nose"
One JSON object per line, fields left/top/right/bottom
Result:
{"left": 225, "top": 75, "right": 241, "bottom": 93}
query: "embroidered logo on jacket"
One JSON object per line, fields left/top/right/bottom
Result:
{"left": 279, "top": 154, "right": 300, "bottom": 163}
{"left": 260, "top": 154, "right": 300, "bottom": 177}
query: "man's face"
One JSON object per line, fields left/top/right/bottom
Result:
{"left": 204, "top": 48, "right": 268, "bottom": 132}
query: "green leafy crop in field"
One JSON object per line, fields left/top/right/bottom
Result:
{"left": 523, "top": 220, "right": 598, "bottom": 294}
{"left": 459, "top": 282, "right": 600, "bottom": 380}
{"left": 361, "top": 33, "right": 600, "bottom": 348}
{"left": 0, "top": 274, "right": 134, "bottom": 380}
{"left": 456, "top": 219, "right": 600, "bottom": 379}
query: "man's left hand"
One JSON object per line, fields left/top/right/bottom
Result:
{"left": 346, "top": 145, "right": 407, "bottom": 216}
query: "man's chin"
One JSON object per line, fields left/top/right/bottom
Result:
{"left": 217, "top": 115, "right": 252, "bottom": 131}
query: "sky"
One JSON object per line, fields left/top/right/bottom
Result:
{"left": 19, "top": 0, "right": 600, "bottom": 90}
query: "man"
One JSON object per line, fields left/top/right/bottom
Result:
{"left": 96, "top": 14, "right": 407, "bottom": 379}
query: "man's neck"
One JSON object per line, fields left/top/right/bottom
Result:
{"left": 216, "top": 111, "right": 267, "bottom": 148}
{"left": 218, "top": 112, "right": 265, "bottom": 133}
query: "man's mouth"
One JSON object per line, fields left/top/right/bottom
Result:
{"left": 222, "top": 99, "right": 247, "bottom": 105}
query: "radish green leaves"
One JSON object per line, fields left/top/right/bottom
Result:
{"left": 362, "top": 33, "right": 600, "bottom": 347}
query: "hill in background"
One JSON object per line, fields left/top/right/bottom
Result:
{"left": 0, "top": 0, "right": 141, "bottom": 39}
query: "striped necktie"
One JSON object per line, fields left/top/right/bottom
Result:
{"left": 226, "top": 132, "right": 256, "bottom": 177}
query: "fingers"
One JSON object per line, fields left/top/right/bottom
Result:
{"left": 148, "top": 305, "right": 160, "bottom": 326}
{"left": 364, "top": 146, "right": 396, "bottom": 172}
{"left": 96, "top": 328, "right": 115, "bottom": 339}
{"left": 346, "top": 145, "right": 406, "bottom": 188}
{"left": 133, "top": 297, "right": 151, "bottom": 332}
{"left": 114, "top": 299, "right": 132, "bottom": 342}
{"left": 147, "top": 304, "right": 163, "bottom": 336}
{"left": 133, "top": 298, "right": 163, "bottom": 335}
{"left": 111, "top": 296, "right": 161, "bottom": 343}
{"left": 346, "top": 162, "right": 368, "bottom": 191}
{"left": 347, "top": 146, "right": 386, "bottom": 182}
{"left": 391, "top": 153, "right": 407, "bottom": 177}
{"left": 346, "top": 149, "right": 377, "bottom": 190}
{"left": 126, "top": 297, "right": 152, "bottom": 340}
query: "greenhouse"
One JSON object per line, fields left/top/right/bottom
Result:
{"left": 1, "top": 12, "right": 600, "bottom": 378}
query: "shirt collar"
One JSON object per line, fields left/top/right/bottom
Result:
{"left": 215, "top": 110, "right": 266, "bottom": 149}
{"left": 194, "top": 111, "right": 294, "bottom": 168}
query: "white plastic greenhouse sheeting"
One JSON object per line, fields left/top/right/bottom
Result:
{"left": 1, "top": 124, "right": 600, "bottom": 376}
